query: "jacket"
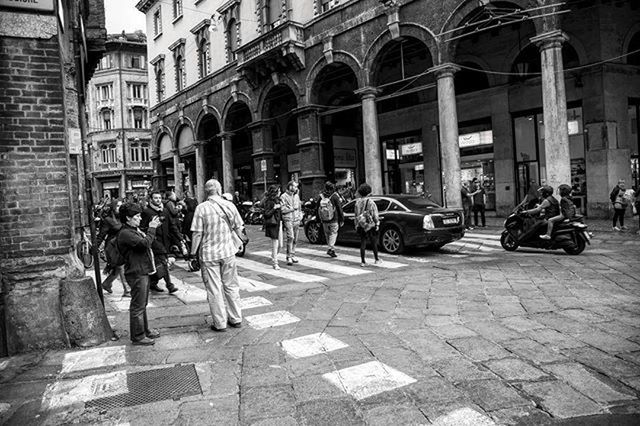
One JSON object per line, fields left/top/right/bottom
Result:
{"left": 281, "top": 191, "right": 302, "bottom": 222}
{"left": 262, "top": 197, "right": 282, "bottom": 226}
{"left": 141, "top": 204, "right": 182, "bottom": 255}
{"left": 117, "top": 225, "right": 156, "bottom": 276}
{"left": 317, "top": 190, "right": 344, "bottom": 224}
{"left": 96, "top": 216, "right": 122, "bottom": 247}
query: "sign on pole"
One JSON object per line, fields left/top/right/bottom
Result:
{"left": 260, "top": 159, "right": 267, "bottom": 172}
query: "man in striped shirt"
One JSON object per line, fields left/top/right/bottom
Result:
{"left": 190, "top": 179, "right": 245, "bottom": 331}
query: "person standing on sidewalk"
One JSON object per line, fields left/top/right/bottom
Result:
{"left": 190, "top": 179, "right": 244, "bottom": 332}
{"left": 141, "top": 191, "right": 182, "bottom": 293}
{"left": 461, "top": 181, "right": 474, "bottom": 230}
{"left": 117, "top": 203, "right": 162, "bottom": 346}
{"left": 281, "top": 180, "right": 302, "bottom": 266}
{"left": 317, "top": 181, "right": 344, "bottom": 258}
{"left": 471, "top": 178, "right": 486, "bottom": 228}
{"left": 354, "top": 183, "right": 380, "bottom": 267}
{"left": 610, "top": 179, "right": 628, "bottom": 231}
{"left": 262, "top": 185, "right": 283, "bottom": 270}
{"left": 96, "top": 199, "right": 131, "bottom": 297}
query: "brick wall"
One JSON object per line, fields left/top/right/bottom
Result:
{"left": 0, "top": 37, "right": 74, "bottom": 259}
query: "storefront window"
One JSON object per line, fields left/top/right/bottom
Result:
{"left": 459, "top": 120, "right": 495, "bottom": 210}
{"left": 381, "top": 132, "right": 424, "bottom": 195}
{"left": 629, "top": 101, "right": 639, "bottom": 190}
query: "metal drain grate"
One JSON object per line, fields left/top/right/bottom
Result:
{"left": 85, "top": 364, "right": 202, "bottom": 410}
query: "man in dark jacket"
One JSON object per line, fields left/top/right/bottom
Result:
{"left": 141, "top": 190, "right": 183, "bottom": 293}
{"left": 317, "top": 181, "right": 344, "bottom": 258}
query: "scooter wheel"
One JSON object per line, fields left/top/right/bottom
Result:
{"left": 563, "top": 237, "right": 586, "bottom": 255}
{"left": 500, "top": 231, "right": 519, "bottom": 251}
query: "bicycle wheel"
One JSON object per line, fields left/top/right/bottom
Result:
{"left": 76, "top": 241, "right": 94, "bottom": 269}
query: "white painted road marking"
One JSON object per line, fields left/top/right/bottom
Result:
{"left": 238, "top": 276, "right": 276, "bottom": 292}
{"left": 236, "top": 257, "right": 328, "bottom": 283}
{"left": 245, "top": 310, "right": 301, "bottom": 330}
{"left": 61, "top": 346, "right": 126, "bottom": 374}
{"left": 280, "top": 332, "right": 349, "bottom": 359}
{"left": 42, "top": 370, "right": 128, "bottom": 410}
{"left": 252, "top": 251, "right": 369, "bottom": 276}
{"left": 239, "top": 296, "right": 273, "bottom": 310}
{"left": 432, "top": 407, "right": 496, "bottom": 426}
{"left": 323, "top": 360, "right": 417, "bottom": 400}
{"left": 294, "top": 247, "right": 408, "bottom": 269}
{"left": 464, "top": 232, "right": 501, "bottom": 241}
{"left": 168, "top": 276, "right": 208, "bottom": 304}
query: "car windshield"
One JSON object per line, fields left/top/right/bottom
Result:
{"left": 401, "top": 197, "right": 442, "bottom": 210}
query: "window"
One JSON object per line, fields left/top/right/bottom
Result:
{"left": 153, "top": 7, "right": 162, "bottom": 37}
{"left": 101, "top": 109, "right": 113, "bottom": 130}
{"left": 226, "top": 19, "right": 238, "bottom": 62}
{"left": 98, "top": 55, "right": 112, "bottom": 70}
{"left": 319, "top": 0, "right": 340, "bottom": 13}
{"left": 97, "top": 84, "right": 113, "bottom": 101}
{"left": 153, "top": 58, "right": 165, "bottom": 102}
{"left": 198, "top": 39, "right": 211, "bottom": 78}
{"left": 131, "top": 107, "right": 147, "bottom": 129}
{"left": 127, "top": 83, "right": 147, "bottom": 101}
{"left": 129, "top": 55, "right": 145, "bottom": 69}
{"left": 100, "top": 143, "right": 117, "bottom": 164}
{"left": 141, "top": 143, "right": 150, "bottom": 162}
{"left": 267, "top": 0, "right": 281, "bottom": 28}
{"left": 170, "top": 40, "right": 186, "bottom": 91}
{"left": 173, "top": 0, "right": 183, "bottom": 19}
{"left": 130, "top": 142, "right": 151, "bottom": 164}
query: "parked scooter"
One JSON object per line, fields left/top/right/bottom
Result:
{"left": 302, "top": 198, "right": 326, "bottom": 244}
{"left": 500, "top": 207, "right": 590, "bottom": 255}
{"left": 245, "top": 199, "right": 263, "bottom": 225}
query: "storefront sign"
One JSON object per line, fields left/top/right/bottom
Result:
{"left": 568, "top": 120, "right": 580, "bottom": 135}
{"left": 177, "top": 163, "right": 186, "bottom": 172}
{"left": 400, "top": 142, "right": 422, "bottom": 157}
{"left": 102, "top": 182, "right": 120, "bottom": 190}
{"left": 0, "top": 0, "right": 54, "bottom": 12}
{"left": 334, "top": 148, "right": 356, "bottom": 168}
{"left": 287, "top": 153, "right": 300, "bottom": 172}
{"left": 386, "top": 149, "right": 397, "bottom": 160}
{"left": 414, "top": 164, "right": 424, "bottom": 171}
{"left": 458, "top": 130, "right": 493, "bottom": 148}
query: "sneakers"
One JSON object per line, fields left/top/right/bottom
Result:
{"left": 539, "top": 234, "right": 551, "bottom": 240}
{"left": 101, "top": 283, "right": 113, "bottom": 294}
{"left": 286, "top": 257, "right": 293, "bottom": 266}
{"left": 273, "top": 263, "right": 280, "bottom": 270}
{"left": 167, "top": 286, "right": 179, "bottom": 294}
{"left": 327, "top": 249, "right": 337, "bottom": 258}
{"left": 227, "top": 320, "right": 242, "bottom": 328}
{"left": 360, "top": 262, "right": 366, "bottom": 267}
{"left": 291, "top": 257, "right": 299, "bottom": 263}
{"left": 146, "top": 329, "right": 160, "bottom": 339}
{"left": 613, "top": 226, "right": 621, "bottom": 231}
{"left": 621, "top": 226, "right": 629, "bottom": 231}
{"left": 210, "top": 325, "right": 227, "bottom": 332}
{"left": 374, "top": 259, "right": 382, "bottom": 265}
{"left": 132, "top": 337, "right": 155, "bottom": 346}
{"left": 150, "top": 285, "right": 164, "bottom": 292}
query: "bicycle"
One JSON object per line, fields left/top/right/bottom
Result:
{"left": 76, "top": 227, "right": 94, "bottom": 269}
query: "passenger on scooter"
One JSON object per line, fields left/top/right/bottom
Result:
{"left": 539, "top": 184, "right": 575, "bottom": 240}
{"left": 521, "top": 185, "right": 559, "bottom": 239}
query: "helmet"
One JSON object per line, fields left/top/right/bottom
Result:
{"left": 538, "top": 185, "right": 554, "bottom": 198}
{"left": 558, "top": 184, "right": 572, "bottom": 197}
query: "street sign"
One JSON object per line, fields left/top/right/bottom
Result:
{"left": 260, "top": 159, "right": 267, "bottom": 172}
{"left": 0, "top": 0, "right": 54, "bottom": 12}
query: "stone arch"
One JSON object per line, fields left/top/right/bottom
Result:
{"left": 440, "top": 0, "right": 531, "bottom": 37}
{"left": 153, "top": 125, "right": 173, "bottom": 157}
{"left": 622, "top": 23, "right": 640, "bottom": 65}
{"left": 221, "top": 93, "right": 255, "bottom": 130}
{"left": 305, "top": 51, "right": 363, "bottom": 100}
{"left": 308, "top": 62, "right": 360, "bottom": 106}
{"left": 194, "top": 105, "right": 222, "bottom": 135}
{"left": 172, "top": 117, "right": 195, "bottom": 148}
{"left": 363, "top": 23, "right": 438, "bottom": 84}
{"left": 255, "top": 75, "right": 303, "bottom": 118}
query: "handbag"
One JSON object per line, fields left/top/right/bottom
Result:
{"left": 209, "top": 200, "right": 249, "bottom": 251}
{"left": 356, "top": 199, "right": 375, "bottom": 232}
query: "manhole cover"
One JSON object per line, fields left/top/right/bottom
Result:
{"left": 85, "top": 364, "right": 202, "bottom": 410}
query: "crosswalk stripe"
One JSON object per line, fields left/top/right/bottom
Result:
{"left": 461, "top": 236, "right": 503, "bottom": 247}
{"left": 464, "top": 232, "right": 501, "bottom": 240}
{"left": 168, "top": 275, "right": 208, "bottom": 304}
{"left": 245, "top": 310, "right": 301, "bottom": 330}
{"left": 294, "top": 247, "right": 407, "bottom": 269}
{"left": 240, "top": 296, "right": 272, "bottom": 310}
{"left": 235, "top": 257, "right": 327, "bottom": 283}
{"left": 252, "top": 251, "right": 369, "bottom": 276}
{"left": 238, "top": 276, "right": 276, "bottom": 292}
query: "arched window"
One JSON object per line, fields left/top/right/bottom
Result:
{"left": 100, "top": 144, "right": 109, "bottom": 163}
{"left": 108, "top": 144, "right": 116, "bottom": 163}
{"left": 175, "top": 54, "right": 186, "bottom": 91}
{"left": 628, "top": 32, "right": 640, "bottom": 66}
{"left": 226, "top": 19, "right": 238, "bottom": 62}
{"left": 198, "top": 39, "right": 211, "bottom": 77}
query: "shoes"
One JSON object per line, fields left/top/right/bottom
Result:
{"left": 291, "top": 257, "right": 299, "bottom": 263}
{"left": 122, "top": 291, "right": 131, "bottom": 298}
{"left": 374, "top": 259, "right": 382, "bottom": 265}
{"left": 150, "top": 285, "right": 164, "bottom": 292}
{"left": 286, "top": 257, "right": 293, "bottom": 266}
{"left": 146, "top": 329, "right": 160, "bottom": 339}
{"left": 227, "top": 320, "right": 242, "bottom": 328}
{"left": 613, "top": 226, "right": 621, "bottom": 231}
{"left": 539, "top": 234, "right": 551, "bottom": 240}
{"left": 210, "top": 325, "right": 227, "bottom": 332}
{"left": 167, "top": 286, "right": 179, "bottom": 294}
{"left": 360, "top": 262, "right": 366, "bottom": 267}
{"left": 621, "top": 226, "right": 629, "bottom": 231}
{"left": 273, "top": 263, "right": 280, "bottom": 270}
{"left": 132, "top": 337, "right": 155, "bottom": 346}
{"left": 328, "top": 250, "right": 337, "bottom": 258}
{"left": 102, "top": 284, "right": 113, "bottom": 294}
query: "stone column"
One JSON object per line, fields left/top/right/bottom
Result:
{"left": 172, "top": 149, "right": 183, "bottom": 198}
{"left": 248, "top": 120, "right": 274, "bottom": 198}
{"left": 355, "top": 87, "right": 383, "bottom": 194}
{"left": 219, "top": 132, "right": 235, "bottom": 194}
{"left": 295, "top": 105, "right": 326, "bottom": 197}
{"left": 432, "top": 63, "right": 462, "bottom": 209}
{"left": 531, "top": 30, "right": 571, "bottom": 196}
{"left": 194, "top": 141, "right": 206, "bottom": 202}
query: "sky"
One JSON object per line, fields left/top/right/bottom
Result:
{"left": 105, "top": 0, "right": 146, "bottom": 34}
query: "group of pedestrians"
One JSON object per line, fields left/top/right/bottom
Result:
{"left": 461, "top": 178, "right": 487, "bottom": 230}
{"left": 610, "top": 179, "right": 640, "bottom": 234}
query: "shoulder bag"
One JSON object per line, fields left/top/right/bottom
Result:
{"left": 209, "top": 199, "right": 249, "bottom": 251}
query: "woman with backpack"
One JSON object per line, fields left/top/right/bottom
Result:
{"left": 262, "top": 185, "right": 283, "bottom": 270}
{"left": 354, "top": 183, "right": 380, "bottom": 267}
{"left": 317, "top": 181, "right": 344, "bottom": 258}
{"left": 96, "top": 199, "right": 131, "bottom": 297}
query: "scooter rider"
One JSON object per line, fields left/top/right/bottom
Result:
{"left": 521, "top": 185, "right": 560, "bottom": 239}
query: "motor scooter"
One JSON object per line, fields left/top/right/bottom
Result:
{"left": 302, "top": 198, "right": 325, "bottom": 244}
{"left": 500, "top": 207, "right": 590, "bottom": 255}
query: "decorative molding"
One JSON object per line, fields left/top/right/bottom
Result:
{"left": 386, "top": 5, "right": 400, "bottom": 40}
{"left": 190, "top": 19, "right": 211, "bottom": 34}
{"left": 149, "top": 54, "right": 165, "bottom": 65}
{"left": 168, "top": 38, "right": 186, "bottom": 51}
{"left": 322, "top": 36, "right": 333, "bottom": 64}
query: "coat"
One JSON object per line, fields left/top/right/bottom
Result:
{"left": 141, "top": 204, "right": 182, "bottom": 255}
{"left": 117, "top": 225, "right": 156, "bottom": 276}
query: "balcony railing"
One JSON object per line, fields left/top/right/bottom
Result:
{"left": 99, "top": 162, "right": 119, "bottom": 170}
{"left": 129, "top": 161, "right": 153, "bottom": 169}
{"left": 127, "top": 97, "right": 148, "bottom": 106}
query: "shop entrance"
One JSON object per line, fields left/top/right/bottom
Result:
{"left": 381, "top": 133, "right": 425, "bottom": 195}
{"left": 225, "top": 101, "right": 253, "bottom": 201}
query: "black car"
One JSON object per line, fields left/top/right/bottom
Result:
{"left": 304, "top": 195, "right": 465, "bottom": 254}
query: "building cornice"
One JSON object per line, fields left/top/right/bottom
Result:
{"left": 190, "top": 19, "right": 211, "bottom": 35}
{"left": 168, "top": 38, "right": 186, "bottom": 51}
{"left": 135, "top": 0, "right": 159, "bottom": 13}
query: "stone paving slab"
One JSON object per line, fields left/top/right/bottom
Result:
{"left": 501, "top": 338, "right": 567, "bottom": 364}
{"left": 457, "top": 379, "right": 533, "bottom": 411}
{"left": 448, "top": 336, "right": 511, "bottom": 362}
{"left": 483, "top": 358, "right": 549, "bottom": 382}
{"left": 519, "top": 381, "right": 603, "bottom": 419}
{"left": 544, "top": 363, "right": 636, "bottom": 404}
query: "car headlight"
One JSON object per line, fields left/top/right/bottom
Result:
{"left": 423, "top": 215, "right": 434, "bottom": 230}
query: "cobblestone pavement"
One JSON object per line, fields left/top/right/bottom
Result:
{"left": 1, "top": 225, "right": 639, "bottom": 425}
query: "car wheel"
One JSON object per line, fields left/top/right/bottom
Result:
{"left": 381, "top": 227, "right": 404, "bottom": 254}
{"left": 305, "top": 222, "right": 324, "bottom": 244}
{"left": 500, "top": 231, "right": 518, "bottom": 251}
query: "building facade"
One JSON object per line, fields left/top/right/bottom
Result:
{"left": 136, "top": 0, "right": 640, "bottom": 217}
{"left": 86, "top": 31, "right": 154, "bottom": 201}
{"left": 0, "top": 0, "right": 110, "bottom": 355}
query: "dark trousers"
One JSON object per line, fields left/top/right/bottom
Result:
{"left": 473, "top": 204, "right": 486, "bottom": 227}
{"left": 150, "top": 253, "right": 175, "bottom": 290}
{"left": 358, "top": 228, "right": 379, "bottom": 263}
{"left": 612, "top": 208, "right": 626, "bottom": 227}
{"left": 463, "top": 205, "right": 472, "bottom": 228}
{"left": 126, "top": 273, "right": 150, "bottom": 342}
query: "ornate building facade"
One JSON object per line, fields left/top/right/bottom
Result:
{"left": 136, "top": 0, "right": 640, "bottom": 217}
{"left": 86, "top": 32, "right": 154, "bottom": 201}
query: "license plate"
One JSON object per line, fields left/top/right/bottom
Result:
{"left": 443, "top": 218, "right": 458, "bottom": 225}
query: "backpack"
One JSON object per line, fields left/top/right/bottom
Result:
{"left": 355, "top": 199, "right": 374, "bottom": 231}
{"left": 104, "top": 231, "right": 125, "bottom": 266}
{"left": 318, "top": 194, "right": 335, "bottom": 222}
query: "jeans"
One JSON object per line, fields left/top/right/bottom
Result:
{"left": 473, "top": 204, "right": 486, "bottom": 227}
{"left": 613, "top": 208, "right": 626, "bottom": 227}
{"left": 102, "top": 265, "right": 129, "bottom": 293}
{"left": 463, "top": 205, "right": 472, "bottom": 228}
{"left": 126, "top": 273, "right": 150, "bottom": 342}
{"left": 200, "top": 255, "right": 242, "bottom": 329}
{"left": 358, "top": 228, "right": 379, "bottom": 263}
{"left": 150, "top": 253, "right": 175, "bottom": 290}
{"left": 322, "top": 222, "right": 339, "bottom": 251}
{"left": 283, "top": 220, "right": 299, "bottom": 258}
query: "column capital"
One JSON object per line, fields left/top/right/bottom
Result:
{"left": 193, "top": 140, "right": 205, "bottom": 147}
{"left": 355, "top": 86, "right": 380, "bottom": 100}
{"left": 171, "top": 148, "right": 179, "bottom": 155}
{"left": 218, "top": 131, "right": 234, "bottom": 140}
{"left": 530, "top": 30, "right": 569, "bottom": 51}
{"left": 429, "top": 63, "right": 460, "bottom": 79}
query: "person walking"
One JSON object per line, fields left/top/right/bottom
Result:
{"left": 96, "top": 199, "right": 131, "bottom": 297}
{"left": 471, "top": 178, "right": 486, "bottom": 227}
{"left": 318, "top": 181, "right": 344, "bottom": 258}
{"left": 190, "top": 179, "right": 244, "bottom": 332}
{"left": 117, "top": 203, "right": 162, "bottom": 346}
{"left": 354, "top": 183, "right": 380, "bottom": 267}
{"left": 262, "top": 185, "right": 283, "bottom": 270}
{"left": 281, "top": 180, "right": 302, "bottom": 266}
{"left": 141, "top": 190, "right": 182, "bottom": 293}
{"left": 461, "top": 181, "right": 474, "bottom": 230}
{"left": 610, "top": 179, "right": 628, "bottom": 231}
